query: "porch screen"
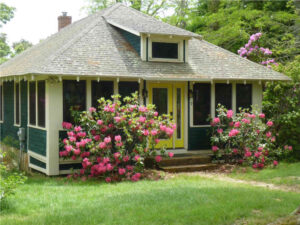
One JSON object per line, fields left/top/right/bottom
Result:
{"left": 118, "top": 82, "right": 139, "bottom": 100}
{"left": 63, "top": 80, "right": 86, "bottom": 123}
{"left": 193, "top": 83, "right": 211, "bottom": 125}
{"left": 236, "top": 84, "right": 252, "bottom": 111}
{"left": 152, "top": 42, "right": 178, "bottom": 59}
{"left": 0, "top": 85, "right": 2, "bottom": 121}
{"left": 38, "top": 81, "right": 46, "bottom": 127}
{"left": 215, "top": 83, "right": 232, "bottom": 110}
{"left": 15, "top": 82, "right": 20, "bottom": 125}
{"left": 92, "top": 81, "right": 114, "bottom": 107}
{"left": 29, "top": 81, "right": 36, "bottom": 125}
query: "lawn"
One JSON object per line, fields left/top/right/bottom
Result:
{"left": 228, "top": 162, "right": 300, "bottom": 188}
{"left": 1, "top": 173, "right": 300, "bottom": 225}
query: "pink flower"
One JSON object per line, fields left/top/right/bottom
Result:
{"left": 69, "top": 136, "right": 76, "bottom": 142}
{"left": 266, "top": 121, "right": 273, "bottom": 127}
{"left": 115, "top": 135, "right": 122, "bottom": 142}
{"left": 254, "top": 152, "right": 261, "bottom": 158}
{"left": 212, "top": 146, "right": 219, "bottom": 152}
{"left": 273, "top": 160, "right": 278, "bottom": 166}
{"left": 258, "top": 147, "right": 263, "bottom": 151}
{"left": 123, "top": 155, "right": 130, "bottom": 162}
{"left": 116, "top": 142, "right": 123, "bottom": 147}
{"left": 227, "top": 110, "right": 233, "bottom": 118}
{"left": 155, "top": 139, "right": 160, "bottom": 144}
{"left": 168, "top": 152, "right": 174, "bottom": 158}
{"left": 213, "top": 117, "right": 220, "bottom": 123}
{"left": 172, "top": 124, "right": 177, "bottom": 130}
{"left": 241, "top": 118, "right": 250, "bottom": 124}
{"left": 71, "top": 155, "right": 76, "bottom": 160}
{"left": 256, "top": 129, "right": 260, "bottom": 134}
{"left": 154, "top": 111, "right": 158, "bottom": 117}
{"left": 284, "top": 145, "right": 288, "bottom": 150}
{"left": 160, "top": 124, "right": 166, "bottom": 131}
{"left": 77, "top": 132, "right": 86, "bottom": 138}
{"left": 259, "top": 113, "right": 265, "bottom": 118}
{"left": 142, "top": 129, "right": 149, "bottom": 136}
{"left": 138, "top": 116, "right": 146, "bottom": 123}
{"left": 62, "top": 122, "right": 73, "bottom": 129}
{"left": 217, "top": 128, "right": 223, "bottom": 134}
{"left": 74, "top": 126, "right": 82, "bottom": 132}
{"left": 249, "top": 114, "right": 256, "bottom": 119}
{"left": 288, "top": 146, "right": 293, "bottom": 151}
{"left": 65, "top": 145, "right": 73, "bottom": 152}
{"left": 126, "top": 165, "right": 133, "bottom": 171}
{"left": 131, "top": 173, "right": 141, "bottom": 182}
{"left": 94, "top": 135, "right": 100, "bottom": 141}
{"left": 74, "top": 149, "right": 81, "bottom": 155}
{"left": 99, "top": 142, "right": 106, "bottom": 149}
{"left": 233, "top": 148, "right": 238, "bottom": 154}
{"left": 89, "top": 107, "right": 96, "bottom": 113}
{"left": 245, "top": 151, "right": 252, "bottom": 157}
{"left": 271, "top": 137, "right": 276, "bottom": 142}
{"left": 105, "top": 177, "right": 112, "bottom": 183}
{"left": 114, "top": 152, "right": 121, "bottom": 159}
{"left": 229, "top": 129, "right": 240, "bottom": 137}
{"left": 97, "top": 120, "right": 103, "bottom": 125}
{"left": 118, "top": 168, "right": 126, "bottom": 175}
{"left": 155, "top": 155, "right": 162, "bottom": 162}
{"left": 114, "top": 116, "right": 122, "bottom": 123}
{"left": 134, "top": 155, "right": 140, "bottom": 161}
{"left": 252, "top": 164, "right": 258, "bottom": 169}
{"left": 151, "top": 129, "right": 158, "bottom": 136}
{"left": 138, "top": 106, "right": 147, "bottom": 112}
{"left": 229, "top": 122, "right": 234, "bottom": 127}
{"left": 234, "top": 122, "right": 241, "bottom": 128}
{"left": 266, "top": 131, "right": 272, "bottom": 138}
{"left": 104, "top": 136, "right": 111, "bottom": 143}
{"left": 106, "top": 164, "right": 113, "bottom": 171}
{"left": 165, "top": 127, "right": 174, "bottom": 136}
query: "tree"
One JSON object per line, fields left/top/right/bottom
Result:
{"left": 84, "top": 0, "right": 169, "bottom": 17}
{"left": 11, "top": 39, "right": 33, "bottom": 56}
{"left": 0, "top": 33, "right": 11, "bottom": 64}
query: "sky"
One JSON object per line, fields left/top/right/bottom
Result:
{"left": 2, "top": 0, "right": 88, "bottom": 45}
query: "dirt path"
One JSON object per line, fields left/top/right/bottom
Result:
{"left": 165, "top": 171, "right": 300, "bottom": 193}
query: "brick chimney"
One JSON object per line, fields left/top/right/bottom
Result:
{"left": 58, "top": 12, "right": 72, "bottom": 31}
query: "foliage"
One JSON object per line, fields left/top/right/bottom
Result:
{"left": 0, "top": 33, "right": 11, "bottom": 64}
{"left": 0, "top": 150, "right": 27, "bottom": 209}
{"left": 60, "top": 93, "right": 175, "bottom": 182}
{"left": 84, "top": 0, "right": 169, "bottom": 16}
{"left": 0, "top": 3, "right": 15, "bottom": 27}
{"left": 11, "top": 39, "right": 33, "bottom": 57}
{"left": 210, "top": 105, "right": 293, "bottom": 168}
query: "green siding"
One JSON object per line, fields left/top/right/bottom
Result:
{"left": 28, "top": 127, "right": 47, "bottom": 156}
{"left": 30, "top": 156, "right": 46, "bottom": 169}
{"left": 117, "top": 28, "right": 140, "bottom": 55}
{"left": 188, "top": 85, "right": 211, "bottom": 150}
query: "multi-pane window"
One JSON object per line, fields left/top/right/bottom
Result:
{"left": 215, "top": 83, "right": 232, "bottom": 110}
{"left": 29, "top": 81, "right": 36, "bottom": 125}
{"left": 91, "top": 81, "right": 114, "bottom": 107}
{"left": 152, "top": 42, "right": 178, "bottom": 59}
{"left": 236, "top": 84, "right": 252, "bottom": 111}
{"left": 38, "top": 81, "right": 46, "bottom": 127}
{"left": 0, "top": 84, "right": 3, "bottom": 121}
{"left": 63, "top": 80, "right": 86, "bottom": 123}
{"left": 15, "top": 82, "right": 20, "bottom": 125}
{"left": 193, "top": 83, "right": 211, "bottom": 125}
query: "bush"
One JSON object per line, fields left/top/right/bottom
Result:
{"left": 60, "top": 93, "right": 175, "bottom": 182}
{"left": 0, "top": 150, "right": 27, "bottom": 209}
{"left": 210, "top": 105, "right": 293, "bottom": 168}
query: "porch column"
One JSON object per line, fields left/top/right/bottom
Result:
{"left": 252, "top": 82, "right": 263, "bottom": 112}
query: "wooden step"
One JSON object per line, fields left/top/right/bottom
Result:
{"left": 161, "top": 163, "right": 219, "bottom": 173}
{"left": 159, "top": 155, "right": 211, "bottom": 167}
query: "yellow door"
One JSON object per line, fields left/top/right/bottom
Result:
{"left": 148, "top": 82, "right": 185, "bottom": 149}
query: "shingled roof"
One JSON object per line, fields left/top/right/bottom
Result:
{"left": 0, "top": 3, "right": 290, "bottom": 81}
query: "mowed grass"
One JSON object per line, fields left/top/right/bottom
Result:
{"left": 229, "top": 162, "right": 300, "bottom": 188}
{"left": 1, "top": 174, "right": 300, "bottom": 225}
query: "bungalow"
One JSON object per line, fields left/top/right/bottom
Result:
{"left": 0, "top": 3, "right": 289, "bottom": 175}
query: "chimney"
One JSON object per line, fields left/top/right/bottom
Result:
{"left": 58, "top": 12, "right": 72, "bottom": 31}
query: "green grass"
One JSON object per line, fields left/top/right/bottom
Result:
{"left": 1, "top": 174, "right": 300, "bottom": 225}
{"left": 228, "top": 162, "right": 300, "bottom": 187}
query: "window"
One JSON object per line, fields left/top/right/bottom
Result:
{"left": 118, "top": 82, "right": 139, "bottom": 101}
{"left": 0, "top": 84, "right": 3, "bottom": 121}
{"left": 193, "top": 83, "right": 211, "bottom": 125}
{"left": 152, "top": 42, "right": 178, "bottom": 59}
{"left": 236, "top": 84, "right": 252, "bottom": 111}
{"left": 29, "top": 81, "right": 36, "bottom": 125}
{"left": 15, "top": 82, "right": 20, "bottom": 125}
{"left": 152, "top": 88, "right": 168, "bottom": 115}
{"left": 215, "top": 83, "right": 232, "bottom": 110}
{"left": 38, "top": 81, "right": 46, "bottom": 127}
{"left": 63, "top": 80, "right": 86, "bottom": 123}
{"left": 92, "top": 81, "right": 114, "bottom": 107}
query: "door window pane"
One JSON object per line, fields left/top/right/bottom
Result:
{"left": 63, "top": 80, "right": 86, "bottom": 123}
{"left": 38, "top": 81, "right": 46, "bottom": 127}
{"left": 29, "top": 81, "right": 36, "bottom": 125}
{"left": 176, "top": 88, "right": 181, "bottom": 139}
{"left": 153, "top": 88, "right": 168, "bottom": 115}
{"left": 215, "top": 83, "right": 232, "bottom": 110}
{"left": 92, "top": 81, "right": 114, "bottom": 107}
{"left": 236, "top": 84, "right": 252, "bottom": 111}
{"left": 152, "top": 42, "right": 178, "bottom": 59}
{"left": 15, "top": 83, "right": 20, "bottom": 125}
{"left": 193, "top": 83, "right": 211, "bottom": 125}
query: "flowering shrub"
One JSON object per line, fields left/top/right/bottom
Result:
{"left": 211, "top": 105, "right": 293, "bottom": 168}
{"left": 60, "top": 92, "right": 175, "bottom": 182}
{"left": 238, "top": 32, "right": 278, "bottom": 68}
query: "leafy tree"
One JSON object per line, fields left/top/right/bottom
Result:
{"left": 0, "top": 33, "right": 11, "bottom": 64}
{"left": 11, "top": 39, "right": 33, "bottom": 56}
{"left": 84, "top": 0, "right": 169, "bottom": 16}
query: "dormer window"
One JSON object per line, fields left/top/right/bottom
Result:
{"left": 152, "top": 42, "right": 178, "bottom": 59}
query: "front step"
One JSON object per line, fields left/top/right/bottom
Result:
{"left": 159, "top": 155, "right": 212, "bottom": 167}
{"left": 161, "top": 163, "right": 219, "bottom": 173}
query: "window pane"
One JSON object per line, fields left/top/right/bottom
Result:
{"left": 193, "top": 83, "right": 211, "bottom": 125}
{"left": 29, "top": 81, "right": 36, "bottom": 125}
{"left": 215, "top": 83, "right": 232, "bottom": 110}
{"left": 118, "top": 81, "right": 139, "bottom": 103}
{"left": 236, "top": 84, "right": 252, "bottom": 111}
{"left": 15, "top": 83, "right": 20, "bottom": 124}
{"left": 92, "top": 81, "right": 114, "bottom": 107}
{"left": 0, "top": 85, "right": 2, "bottom": 121}
{"left": 153, "top": 88, "right": 168, "bottom": 115}
{"left": 176, "top": 88, "right": 181, "bottom": 139}
{"left": 63, "top": 80, "right": 86, "bottom": 123}
{"left": 38, "top": 81, "right": 46, "bottom": 127}
{"left": 152, "top": 42, "right": 178, "bottom": 59}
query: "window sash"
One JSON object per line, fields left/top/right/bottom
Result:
{"left": 38, "top": 81, "right": 46, "bottom": 127}
{"left": 15, "top": 82, "right": 20, "bottom": 125}
{"left": 215, "top": 83, "right": 232, "bottom": 110}
{"left": 0, "top": 85, "right": 2, "bottom": 121}
{"left": 236, "top": 84, "right": 252, "bottom": 111}
{"left": 152, "top": 42, "right": 178, "bottom": 59}
{"left": 29, "top": 81, "right": 36, "bottom": 125}
{"left": 193, "top": 83, "right": 211, "bottom": 125}
{"left": 91, "top": 81, "right": 114, "bottom": 107}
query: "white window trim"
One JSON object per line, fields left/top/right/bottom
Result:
{"left": 148, "top": 37, "right": 184, "bottom": 63}
{"left": 0, "top": 84, "right": 3, "bottom": 123}
{"left": 14, "top": 81, "right": 21, "bottom": 127}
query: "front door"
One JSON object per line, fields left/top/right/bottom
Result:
{"left": 148, "top": 82, "right": 185, "bottom": 149}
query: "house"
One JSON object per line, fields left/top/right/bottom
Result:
{"left": 0, "top": 3, "right": 290, "bottom": 175}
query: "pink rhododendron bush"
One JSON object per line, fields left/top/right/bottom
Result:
{"left": 60, "top": 93, "right": 175, "bottom": 182}
{"left": 211, "top": 106, "right": 293, "bottom": 169}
